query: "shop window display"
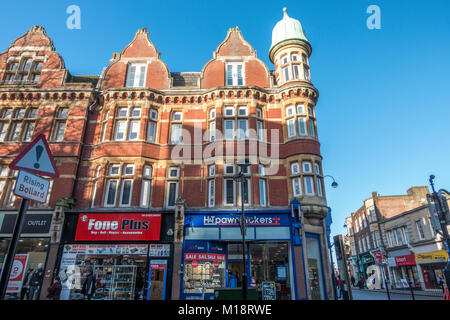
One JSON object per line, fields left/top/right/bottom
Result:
{"left": 305, "top": 235, "right": 325, "bottom": 300}
{"left": 182, "top": 241, "right": 291, "bottom": 300}
{"left": 183, "top": 260, "right": 226, "bottom": 299}
{"left": 421, "top": 265, "right": 445, "bottom": 290}
{"left": 59, "top": 244, "right": 154, "bottom": 300}
{"left": 249, "top": 242, "right": 291, "bottom": 300}
{"left": 0, "top": 237, "right": 49, "bottom": 300}
{"left": 182, "top": 241, "right": 227, "bottom": 300}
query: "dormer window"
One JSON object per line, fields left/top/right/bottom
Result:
{"left": 23, "top": 59, "right": 32, "bottom": 71}
{"left": 226, "top": 62, "right": 244, "bottom": 86}
{"left": 125, "top": 63, "right": 147, "bottom": 88}
{"left": 4, "top": 57, "right": 43, "bottom": 84}
{"left": 34, "top": 62, "right": 43, "bottom": 71}
{"left": 8, "top": 63, "right": 19, "bottom": 71}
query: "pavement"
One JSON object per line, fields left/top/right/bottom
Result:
{"left": 339, "top": 287, "right": 444, "bottom": 300}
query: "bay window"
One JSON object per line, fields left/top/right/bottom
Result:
{"left": 166, "top": 167, "right": 179, "bottom": 208}
{"left": 105, "top": 180, "right": 118, "bottom": 207}
{"left": 224, "top": 120, "right": 234, "bottom": 140}
{"left": 287, "top": 118, "right": 296, "bottom": 137}
{"left": 53, "top": 108, "right": 69, "bottom": 141}
{"left": 114, "top": 107, "right": 141, "bottom": 141}
{"left": 147, "top": 109, "right": 158, "bottom": 143}
{"left": 207, "top": 164, "right": 215, "bottom": 207}
{"left": 104, "top": 164, "right": 135, "bottom": 207}
{"left": 170, "top": 124, "right": 182, "bottom": 144}
{"left": 304, "top": 176, "right": 314, "bottom": 195}
{"left": 416, "top": 219, "right": 425, "bottom": 240}
{"left": 140, "top": 165, "right": 153, "bottom": 208}
{"left": 237, "top": 119, "right": 248, "bottom": 140}
{"left": 224, "top": 179, "right": 235, "bottom": 205}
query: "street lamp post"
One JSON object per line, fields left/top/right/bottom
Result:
{"left": 234, "top": 159, "right": 251, "bottom": 300}
{"left": 324, "top": 175, "right": 338, "bottom": 299}
{"left": 329, "top": 242, "right": 338, "bottom": 300}
{"left": 372, "top": 196, "right": 391, "bottom": 300}
{"left": 429, "top": 175, "right": 450, "bottom": 292}
{"left": 324, "top": 175, "right": 338, "bottom": 189}
{"left": 333, "top": 234, "right": 353, "bottom": 300}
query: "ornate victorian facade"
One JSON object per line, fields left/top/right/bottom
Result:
{"left": 0, "top": 9, "right": 333, "bottom": 300}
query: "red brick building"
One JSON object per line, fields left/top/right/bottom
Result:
{"left": 0, "top": 8, "right": 333, "bottom": 300}
{"left": 0, "top": 25, "right": 97, "bottom": 299}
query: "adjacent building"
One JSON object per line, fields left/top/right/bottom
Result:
{"left": 0, "top": 26, "right": 97, "bottom": 300}
{"left": 0, "top": 8, "right": 335, "bottom": 300}
{"left": 345, "top": 187, "right": 449, "bottom": 292}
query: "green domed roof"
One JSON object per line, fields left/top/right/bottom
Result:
{"left": 270, "top": 8, "right": 309, "bottom": 57}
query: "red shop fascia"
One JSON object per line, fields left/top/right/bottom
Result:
{"left": 59, "top": 210, "right": 174, "bottom": 245}
{"left": 56, "top": 211, "right": 175, "bottom": 274}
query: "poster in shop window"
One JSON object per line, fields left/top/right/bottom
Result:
{"left": 262, "top": 282, "right": 276, "bottom": 300}
{"left": 7, "top": 254, "right": 29, "bottom": 293}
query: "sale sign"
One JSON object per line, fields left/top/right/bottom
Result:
{"left": 75, "top": 213, "right": 161, "bottom": 241}
{"left": 7, "top": 254, "right": 29, "bottom": 293}
{"left": 184, "top": 253, "right": 226, "bottom": 262}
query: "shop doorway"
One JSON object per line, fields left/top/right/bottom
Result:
{"left": 227, "top": 261, "right": 243, "bottom": 288}
{"left": 147, "top": 260, "right": 167, "bottom": 300}
{"left": 226, "top": 242, "right": 291, "bottom": 299}
{"left": 249, "top": 242, "right": 291, "bottom": 299}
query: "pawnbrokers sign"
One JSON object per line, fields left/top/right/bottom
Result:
{"left": 75, "top": 213, "right": 162, "bottom": 241}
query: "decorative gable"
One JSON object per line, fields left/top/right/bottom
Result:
{"left": 0, "top": 26, "right": 68, "bottom": 88}
{"left": 102, "top": 28, "right": 170, "bottom": 90}
{"left": 201, "top": 27, "right": 271, "bottom": 89}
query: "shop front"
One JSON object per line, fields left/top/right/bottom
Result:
{"left": 57, "top": 212, "right": 174, "bottom": 300}
{"left": 390, "top": 254, "right": 420, "bottom": 289}
{"left": 181, "top": 211, "right": 297, "bottom": 300}
{"left": 415, "top": 250, "right": 449, "bottom": 290}
{"left": 359, "top": 254, "right": 374, "bottom": 281}
{"left": 0, "top": 211, "right": 53, "bottom": 300}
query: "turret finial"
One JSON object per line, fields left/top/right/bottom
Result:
{"left": 283, "top": 7, "right": 288, "bottom": 17}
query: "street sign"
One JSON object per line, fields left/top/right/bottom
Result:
{"left": 262, "top": 282, "right": 276, "bottom": 300}
{"left": 371, "top": 251, "right": 385, "bottom": 265}
{"left": 427, "top": 194, "right": 443, "bottom": 232}
{"left": 13, "top": 170, "right": 50, "bottom": 203}
{"left": 8, "top": 134, "right": 59, "bottom": 178}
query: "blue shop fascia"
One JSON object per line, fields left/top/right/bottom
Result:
{"left": 179, "top": 199, "right": 324, "bottom": 300}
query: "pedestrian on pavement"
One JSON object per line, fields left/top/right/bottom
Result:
{"left": 20, "top": 267, "right": 33, "bottom": 300}
{"left": 28, "top": 264, "right": 44, "bottom": 300}
{"left": 333, "top": 274, "right": 339, "bottom": 298}
{"left": 337, "top": 275, "right": 342, "bottom": 298}
{"left": 46, "top": 276, "right": 62, "bottom": 300}
{"left": 81, "top": 268, "right": 96, "bottom": 300}
{"left": 361, "top": 276, "right": 366, "bottom": 289}
{"left": 437, "top": 275, "right": 445, "bottom": 293}
{"left": 351, "top": 275, "right": 356, "bottom": 287}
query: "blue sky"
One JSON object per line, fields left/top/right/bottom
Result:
{"left": 1, "top": 0, "right": 449, "bottom": 240}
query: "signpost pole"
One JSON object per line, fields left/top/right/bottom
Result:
{"left": 0, "top": 198, "right": 29, "bottom": 300}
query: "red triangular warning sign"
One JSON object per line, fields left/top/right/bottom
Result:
{"left": 9, "top": 134, "right": 59, "bottom": 178}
